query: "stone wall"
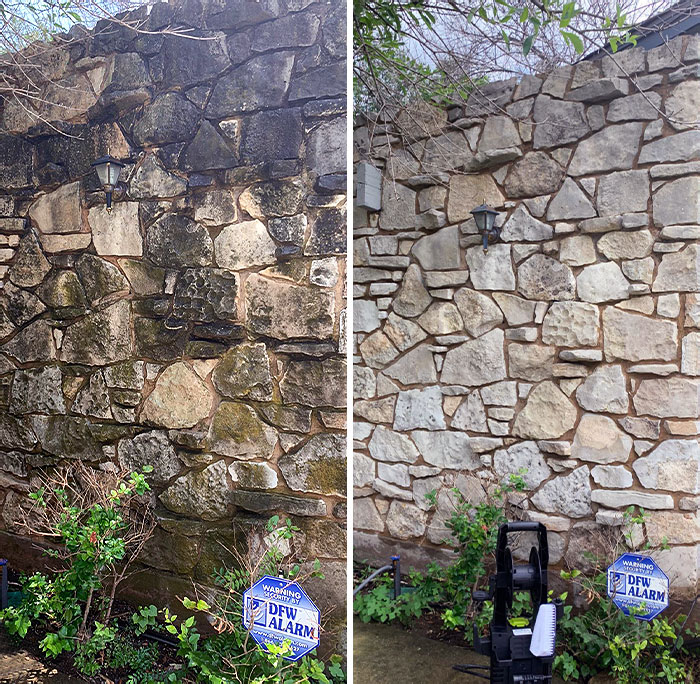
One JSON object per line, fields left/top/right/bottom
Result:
{"left": 354, "top": 35, "right": 700, "bottom": 597}
{"left": 0, "top": 0, "right": 347, "bottom": 645}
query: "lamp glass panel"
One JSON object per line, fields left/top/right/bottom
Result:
{"left": 94, "top": 162, "right": 110, "bottom": 186}
{"left": 473, "top": 210, "right": 486, "bottom": 231}
{"left": 484, "top": 211, "right": 496, "bottom": 232}
{"left": 107, "top": 162, "right": 122, "bottom": 186}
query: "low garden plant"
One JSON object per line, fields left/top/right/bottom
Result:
{"left": 1, "top": 466, "right": 346, "bottom": 683}
{"left": 354, "top": 474, "right": 699, "bottom": 683}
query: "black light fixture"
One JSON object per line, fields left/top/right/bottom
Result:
{"left": 470, "top": 202, "right": 500, "bottom": 253}
{"left": 92, "top": 154, "right": 126, "bottom": 212}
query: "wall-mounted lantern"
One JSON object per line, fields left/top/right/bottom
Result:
{"left": 92, "top": 155, "right": 126, "bottom": 212}
{"left": 470, "top": 202, "right": 500, "bottom": 253}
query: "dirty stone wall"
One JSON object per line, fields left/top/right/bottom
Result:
{"left": 0, "top": 0, "right": 347, "bottom": 643}
{"left": 354, "top": 36, "right": 700, "bottom": 597}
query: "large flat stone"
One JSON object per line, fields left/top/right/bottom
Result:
{"left": 517, "top": 254, "right": 575, "bottom": 301}
{"left": 603, "top": 307, "right": 677, "bottom": 362}
{"left": 393, "top": 386, "right": 446, "bottom": 430}
{"left": 633, "top": 377, "right": 700, "bottom": 418}
{"left": 504, "top": 152, "right": 564, "bottom": 198}
{"left": 466, "top": 244, "right": 515, "bottom": 291}
{"left": 575, "top": 365, "right": 628, "bottom": 413}
{"left": 633, "top": 440, "right": 700, "bottom": 494}
{"left": 568, "top": 123, "right": 643, "bottom": 176}
{"left": 541, "top": 301, "right": 599, "bottom": 347}
{"left": 531, "top": 466, "right": 592, "bottom": 517}
{"left": 653, "top": 245, "right": 700, "bottom": 292}
{"left": 513, "top": 381, "right": 577, "bottom": 439}
{"left": 577, "top": 262, "right": 629, "bottom": 303}
{"left": 441, "top": 328, "right": 506, "bottom": 386}
{"left": 571, "top": 413, "right": 632, "bottom": 464}
{"left": 533, "top": 96, "right": 589, "bottom": 149}
{"left": 412, "top": 430, "right": 479, "bottom": 469}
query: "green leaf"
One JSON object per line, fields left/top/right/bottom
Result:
{"left": 522, "top": 34, "right": 534, "bottom": 56}
{"left": 562, "top": 31, "right": 584, "bottom": 53}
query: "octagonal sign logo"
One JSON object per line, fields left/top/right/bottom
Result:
{"left": 607, "top": 553, "right": 669, "bottom": 621}
{"left": 243, "top": 575, "right": 320, "bottom": 661}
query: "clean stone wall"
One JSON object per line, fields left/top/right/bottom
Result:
{"left": 354, "top": 35, "right": 700, "bottom": 597}
{"left": 0, "top": 0, "right": 347, "bottom": 644}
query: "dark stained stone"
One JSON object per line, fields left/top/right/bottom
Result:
{"left": 0, "top": 135, "right": 32, "bottom": 188}
{"left": 8, "top": 231, "right": 50, "bottom": 288}
{"left": 3, "top": 320, "right": 56, "bottom": 363}
{"left": 36, "top": 271, "right": 87, "bottom": 317}
{"left": 230, "top": 490, "right": 327, "bottom": 517}
{"left": 181, "top": 120, "right": 237, "bottom": 171}
{"left": 185, "top": 85, "right": 211, "bottom": 108}
{"left": 132, "top": 93, "right": 201, "bottom": 146}
{"left": 61, "top": 300, "right": 132, "bottom": 366}
{"left": 90, "top": 88, "right": 150, "bottom": 122}
{"left": 185, "top": 340, "right": 227, "bottom": 357}
{"left": 288, "top": 62, "right": 345, "bottom": 103}
{"left": 107, "top": 52, "right": 150, "bottom": 91}
{"left": 117, "top": 430, "right": 182, "bottom": 487}
{"left": 145, "top": 214, "right": 214, "bottom": 268}
{"left": 156, "top": 143, "right": 186, "bottom": 170}
{"left": 305, "top": 207, "right": 346, "bottom": 255}
{"left": 192, "top": 322, "right": 246, "bottom": 341}
{"left": 10, "top": 366, "right": 65, "bottom": 415}
{"left": 322, "top": 2, "right": 345, "bottom": 59}
{"left": 4, "top": 283, "right": 46, "bottom": 327}
{"left": 316, "top": 174, "right": 346, "bottom": 193}
{"left": 205, "top": 52, "right": 295, "bottom": 117}
{"left": 505, "top": 151, "right": 564, "bottom": 198}
{"left": 239, "top": 109, "right": 303, "bottom": 163}
{"left": 31, "top": 415, "right": 102, "bottom": 460}
{"left": 279, "top": 357, "right": 345, "bottom": 408}
{"left": 88, "top": 17, "right": 137, "bottom": 55}
{"left": 258, "top": 403, "right": 312, "bottom": 432}
{"left": 212, "top": 342, "right": 272, "bottom": 401}
{"left": 0, "top": 412, "right": 36, "bottom": 450}
{"left": 160, "top": 32, "right": 229, "bottom": 86}
{"left": 303, "top": 97, "right": 346, "bottom": 118}
{"left": 251, "top": 11, "right": 320, "bottom": 51}
{"left": 134, "top": 317, "right": 188, "bottom": 360}
{"left": 205, "top": 0, "right": 279, "bottom": 30}
{"left": 75, "top": 254, "right": 129, "bottom": 305}
{"left": 173, "top": 268, "right": 237, "bottom": 322}
{"left": 239, "top": 179, "right": 304, "bottom": 218}
{"left": 279, "top": 433, "right": 345, "bottom": 495}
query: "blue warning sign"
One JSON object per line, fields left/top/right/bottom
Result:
{"left": 607, "top": 553, "right": 669, "bottom": 621}
{"left": 243, "top": 575, "right": 320, "bottom": 661}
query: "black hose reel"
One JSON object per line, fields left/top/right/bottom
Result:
{"left": 455, "top": 522, "right": 563, "bottom": 683}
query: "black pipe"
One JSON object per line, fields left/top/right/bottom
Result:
{"left": 0, "top": 560, "right": 7, "bottom": 610}
{"left": 353, "top": 564, "right": 393, "bottom": 597}
{"left": 391, "top": 556, "right": 401, "bottom": 600}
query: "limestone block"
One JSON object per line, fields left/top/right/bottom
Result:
{"left": 597, "top": 170, "right": 650, "bottom": 217}
{"left": 571, "top": 414, "right": 632, "bottom": 464}
{"left": 665, "top": 80, "right": 700, "bottom": 130}
{"left": 245, "top": 274, "right": 335, "bottom": 339}
{"left": 682, "top": 332, "right": 700, "bottom": 376}
{"left": 279, "top": 434, "right": 345, "bottom": 496}
{"left": 633, "top": 377, "right": 700, "bottom": 418}
{"left": 451, "top": 392, "right": 488, "bottom": 432}
{"left": 501, "top": 205, "right": 553, "bottom": 241}
{"left": 603, "top": 307, "right": 677, "bottom": 362}
{"left": 494, "top": 441, "right": 551, "bottom": 489}
{"left": 577, "top": 262, "right": 629, "bottom": 303}
{"left": 517, "top": 254, "right": 575, "bottom": 301}
{"left": 447, "top": 174, "right": 504, "bottom": 223}
{"left": 508, "top": 343, "right": 555, "bottom": 381}
{"left": 546, "top": 178, "right": 595, "bottom": 220}
{"left": 531, "top": 466, "right": 592, "bottom": 517}
{"left": 513, "top": 381, "right": 577, "bottom": 439}
{"left": 394, "top": 386, "right": 446, "bottom": 431}
{"left": 466, "top": 244, "right": 515, "bottom": 291}
{"left": 607, "top": 92, "right": 662, "bottom": 122}
{"left": 368, "top": 425, "right": 420, "bottom": 463}
{"left": 386, "top": 501, "right": 427, "bottom": 539}
{"left": 504, "top": 152, "right": 564, "bottom": 198}
{"left": 29, "top": 181, "right": 81, "bottom": 234}
{"left": 454, "top": 289, "right": 503, "bottom": 336}
{"left": 568, "top": 123, "right": 643, "bottom": 176}
{"left": 633, "top": 439, "right": 700, "bottom": 493}
{"left": 160, "top": 461, "right": 229, "bottom": 521}
{"left": 141, "top": 362, "right": 212, "bottom": 429}
{"left": 591, "top": 489, "right": 673, "bottom": 509}
{"left": 412, "top": 225, "right": 461, "bottom": 270}
{"left": 653, "top": 177, "right": 700, "bottom": 226}
{"left": 653, "top": 245, "right": 700, "bottom": 292}
{"left": 393, "top": 264, "right": 432, "bottom": 317}
{"left": 441, "top": 329, "right": 506, "bottom": 386}
{"left": 383, "top": 345, "right": 438, "bottom": 385}
{"left": 384, "top": 312, "right": 428, "bottom": 350}
{"left": 591, "top": 465, "right": 633, "bottom": 488}
{"left": 214, "top": 219, "right": 276, "bottom": 270}
{"left": 412, "top": 430, "right": 479, "bottom": 469}
{"left": 532, "top": 96, "right": 589, "bottom": 149}
{"left": 542, "top": 301, "right": 599, "bottom": 347}
{"left": 574, "top": 362, "right": 627, "bottom": 412}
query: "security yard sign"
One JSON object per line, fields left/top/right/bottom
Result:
{"left": 243, "top": 575, "right": 320, "bottom": 661}
{"left": 607, "top": 553, "right": 669, "bottom": 621}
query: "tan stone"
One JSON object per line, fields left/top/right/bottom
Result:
{"left": 513, "top": 381, "right": 577, "bottom": 439}
{"left": 215, "top": 219, "right": 276, "bottom": 270}
{"left": 39, "top": 233, "right": 92, "bottom": 253}
{"left": 207, "top": 401, "right": 277, "bottom": 459}
{"left": 447, "top": 174, "right": 504, "bottom": 223}
{"left": 141, "top": 362, "right": 213, "bottom": 429}
{"left": 603, "top": 307, "right": 677, "bottom": 362}
{"left": 508, "top": 344, "right": 556, "bottom": 381}
{"left": 646, "top": 511, "right": 700, "bottom": 545}
{"left": 89, "top": 201, "right": 142, "bottom": 256}
{"left": 571, "top": 414, "right": 632, "bottom": 464}
{"left": 29, "top": 181, "right": 81, "bottom": 234}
